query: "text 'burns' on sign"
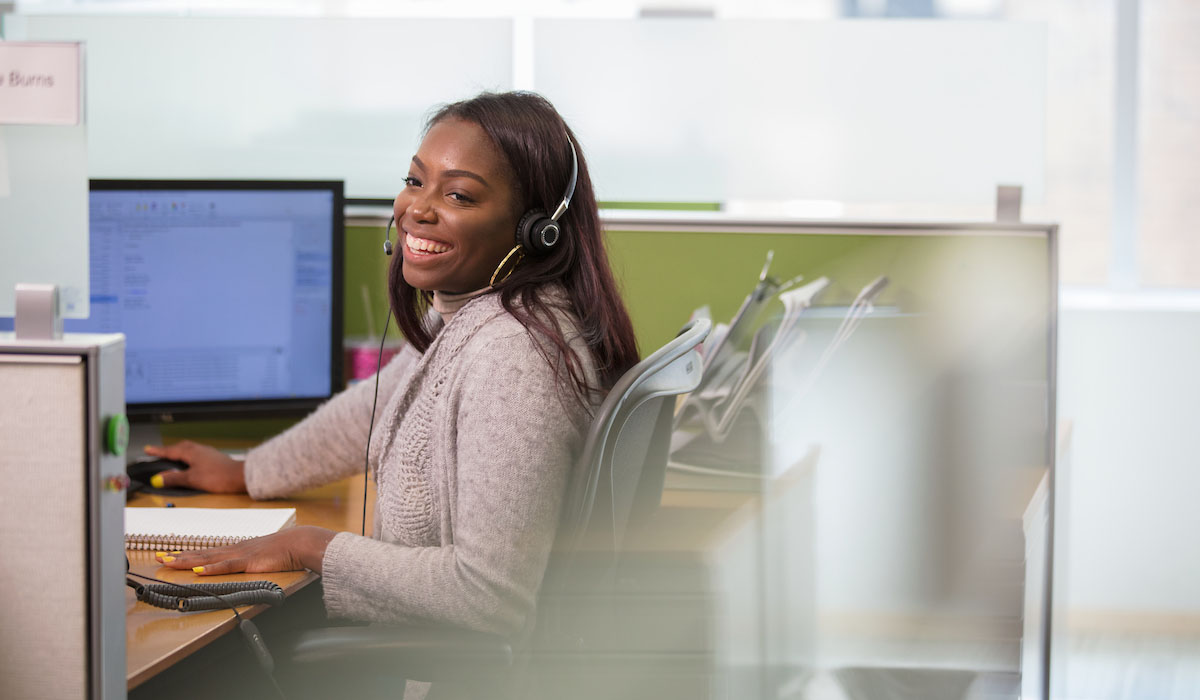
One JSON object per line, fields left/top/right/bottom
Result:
{"left": 0, "top": 42, "right": 82, "bottom": 126}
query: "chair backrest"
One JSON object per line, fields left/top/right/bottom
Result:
{"left": 288, "top": 319, "right": 712, "bottom": 700}
{"left": 551, "top": 318, "right": 711, "bottom": 585}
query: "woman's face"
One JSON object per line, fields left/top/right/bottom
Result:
{"left": 393, "top": 118, "right": 521, "bottom": 294}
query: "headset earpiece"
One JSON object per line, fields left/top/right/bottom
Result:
{"left": 517, "top": 209, "right": 562, "bottom": 255}
{"left": 515, "top": 136, "right": 578, "bottom": 257}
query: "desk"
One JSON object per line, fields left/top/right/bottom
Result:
{"left": 125, "top": 475, "right": 373, "bottom": 690}
{"left": 123, "top": 466, "right": 759, "bottom": 696}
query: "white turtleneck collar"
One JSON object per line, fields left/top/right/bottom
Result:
{"left": 431, "top": 287, "right": 493, "bottom": 325}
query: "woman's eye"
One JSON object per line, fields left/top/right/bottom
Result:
{"left": 448, "top": 192, "right": 475, "bottom": 204}
{"left": 403, "top": 176, "right": 420, "bottom": 188}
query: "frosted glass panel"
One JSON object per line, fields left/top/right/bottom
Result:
{"left": 642, "top": 218, "right": 1055, "bottom": 697}
{"left": 0, "top": 123, "right": 89, "bottom": 318}
{"left": 8, "top": 16, "right": 513, "bottom": 198}
{"left": 536, "top": 19, "right": 1045, "bottom": 205}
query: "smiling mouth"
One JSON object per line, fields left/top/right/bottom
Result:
{"left": 405, "top": 232, "right": 452, "bottom": 255}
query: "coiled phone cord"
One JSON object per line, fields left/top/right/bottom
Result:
{"left": 127, "top": 577, "right": 284, "bottom": 612}
{"left": 126, "top": 570, "right": 287, "bottom": 700}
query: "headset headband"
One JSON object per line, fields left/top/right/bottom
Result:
{"left": 550, "top": 137, "right": 579, "bottom": 222}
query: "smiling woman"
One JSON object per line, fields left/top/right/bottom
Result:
{"left": 390, "top": 91, "right": 638, "bottom": 402}
{"left": 142, "top": 91, "right": 640, "bottom": 698}
{"left": 393, "top": 118, "right": 522, "bottom": 295}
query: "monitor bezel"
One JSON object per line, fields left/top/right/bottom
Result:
{"left": 89, "top": 178, "right": 345, "bottom": 423}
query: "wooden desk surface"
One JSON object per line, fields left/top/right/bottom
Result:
{"left": 123, "top": 465, "right": 754, "bottom": 690}
{"left": 125, "top": 475, "right": 373, "bottom": 690}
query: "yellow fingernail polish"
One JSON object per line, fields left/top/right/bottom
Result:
{"left": 170, "top": 551, "right": 182, "bottom": 555}
{"left": 150, "top": 474, "right": 164, "bottom": 488}
{"left": 192, "top": 566, "right": 204, "bottom": 573}
{"left": 155, "top": 551, "right": 167, "bottom": 558}
{"left": 163, "top": 556, "right": 176, "bottom": 563}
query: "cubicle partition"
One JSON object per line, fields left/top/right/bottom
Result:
{"left": 600, "top": 215, "right": 1058, "bottom": 700}
{"left": 146, "top": 207, "right": 1056, "bottom": 699}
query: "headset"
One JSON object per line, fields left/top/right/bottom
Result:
{"left": 384, "top": 136, "right": 580, "bottom": 258}
{"left": 516, "top": 136, "right": 579, "bottom": 255}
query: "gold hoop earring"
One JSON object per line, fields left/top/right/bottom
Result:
{"left": 490, "top": 245, "right": 525, "bottom": 287}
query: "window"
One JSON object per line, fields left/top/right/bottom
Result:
{"left": 1139, "top": 0, "right": 1200, "bottom": 289}
{"left": 7, "top": 0, "right": 1197, "bottom": 291}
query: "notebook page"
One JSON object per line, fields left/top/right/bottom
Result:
{"left": 125, "top": 507, "right": 296, "bottom": 541}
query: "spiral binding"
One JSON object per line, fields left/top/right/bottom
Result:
{"left": 126, "top": 533, "right": 247, "bottom": 550}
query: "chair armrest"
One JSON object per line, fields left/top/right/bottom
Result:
{"left": 290, "top": 626, "right": 513, "bottom": 683}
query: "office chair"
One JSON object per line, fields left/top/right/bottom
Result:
{"left": 289, "top": 318, "right": 712, "bottom": 700}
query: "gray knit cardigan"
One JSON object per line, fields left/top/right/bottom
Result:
{"left": 243, "top": 289, "right": 596, "bottom": 638}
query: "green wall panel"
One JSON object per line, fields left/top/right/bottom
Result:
{"left": 605, "top": 229, "right": 1048, "bottom": 355}
{"left": 344, "top": 224, "right": 395, "bottom": 340}
{"left": 165, "top": 222, "right": 1048, "bottom": 443}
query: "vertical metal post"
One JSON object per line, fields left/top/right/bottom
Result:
{"left": 1043, "top": 224, "right": 1060, "bottom": 700}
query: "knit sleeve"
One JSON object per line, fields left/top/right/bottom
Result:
{"left": 243, "top": 343, "right": 422, "bottom": 499}
{"left": 320, "top": 327, "right": 592, "bottom": 636}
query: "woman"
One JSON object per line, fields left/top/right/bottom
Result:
{"left": 146, "top": 91, "right": 639, "bottom": 639}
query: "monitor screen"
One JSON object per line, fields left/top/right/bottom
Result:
{"left": 73, "top": 180, "right": 344, "bottom": 419}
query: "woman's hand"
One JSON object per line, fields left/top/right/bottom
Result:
{"left": 143, "top": 440, "right": 247, "bottom": 493}
{"left": 154, "top": 526, "right": 338, "bottom": 576}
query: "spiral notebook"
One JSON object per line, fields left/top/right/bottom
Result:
{"left": 125, "top": 507, "right": 297, "bottom": 550}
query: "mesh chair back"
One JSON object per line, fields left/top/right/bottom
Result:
{"left": 552, "top": 318, "right": 711, "bottom": 586}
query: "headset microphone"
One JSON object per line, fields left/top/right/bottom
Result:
{"left": 384, "top": 215, "right": 394, "bottom": 256}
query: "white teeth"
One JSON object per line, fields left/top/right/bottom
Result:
{"left": 405, "top": 233, "right": 450, "bottom": 254}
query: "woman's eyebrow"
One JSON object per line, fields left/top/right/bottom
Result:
{"left": 411, "top": 156, "right": 490, "bottom": 188}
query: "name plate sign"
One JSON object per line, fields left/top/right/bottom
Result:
{"left": 0, "top": 42, "right": 82, "bottom": 125}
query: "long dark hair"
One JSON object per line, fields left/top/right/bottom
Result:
{"left": 388, "top": 91, "right": 639, "bottom": 401}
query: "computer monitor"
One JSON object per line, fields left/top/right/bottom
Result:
{"left": 69, "top": 180, "right": 344, "bottom": 425}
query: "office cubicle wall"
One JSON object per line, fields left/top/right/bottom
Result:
{"left": 603, "top": 216, "right": 1057, "bottom": 700}
{"left": 138, "top": 207, "right": 1056, "bottom": 698}
{"left": 0, "top": 334, "right": 127, "bottom": 700}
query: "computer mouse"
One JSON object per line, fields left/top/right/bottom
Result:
{"left": 127, "top": 457, "right": 190, "bottom": 484}
{"left": 126, "top": 458, "right": 200, "bottom": 498}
